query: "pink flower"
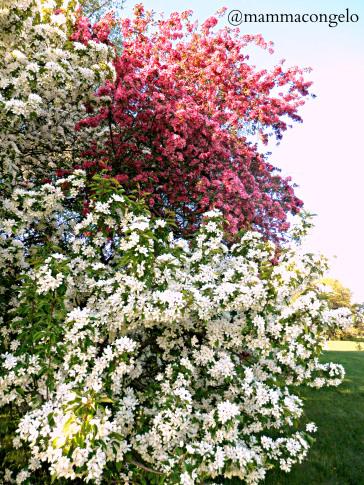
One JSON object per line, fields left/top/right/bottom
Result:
{"left": 74, "top": 6, "right": 310, "bottom": 242}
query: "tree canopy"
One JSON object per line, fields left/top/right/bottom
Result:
{"left": 74, "top": 4, "right": 312, "bottom": 241}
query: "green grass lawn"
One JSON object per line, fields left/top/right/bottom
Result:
{"left": 263, "top": 343, "right": 364, "bottom": 485}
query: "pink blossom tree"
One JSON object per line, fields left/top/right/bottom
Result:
{"left": 74, "top": 4, "right": 312, "bottom": 241}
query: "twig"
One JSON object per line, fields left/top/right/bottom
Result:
{"left": 128, "top": 458, "right": 165, "bottom": 476}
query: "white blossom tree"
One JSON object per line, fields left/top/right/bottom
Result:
{"left": 0, "top": 170, "right": 352, "bottom": 484}
{"left": 0, "top": 0, "right": 115, "bottom": 180}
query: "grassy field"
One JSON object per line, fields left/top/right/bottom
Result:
{"left": 263, "top": 342, "right": 364, "bottom": 485}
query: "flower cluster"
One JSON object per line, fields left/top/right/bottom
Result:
{"left": 0, "top": 172, "right": 352, "bottom": 484}
{"left": 0, "top": 0, "right": 115, "bottom": 180}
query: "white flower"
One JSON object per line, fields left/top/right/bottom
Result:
{"left": 10, "top": 339, "right": 20, "bottom": 351}
{"left": 3, "top": 353, "right": 18, "bottom": 370}
{"left": 180, "top": 471, "right": 195, "bottom": 485}
{"left": 50, "top": 455, "right": 75, "bottom": 479}
{"left": 129, "top": 218, "right": 150, "bottom": 231}
{"left": 210, "top": 354, "right": 236, "bottom": 379}
{"left": 86, "top": 449, "right": 106, "bottom": 482}
{"left": 174, "top": 387, "right": 192, "bottom": 403}
{"left": 73, "top": 42, "right": 87, "bottom": 51}
{"left": 12, "top": 50, "right": 27, "bottom": 62}
{"left": 306, "top": 422, "right": 317, "bottom": 433}
{"left": 51, "top": 13, "right": 66, "bottom": 26}
{"left": 16, "top": 470, "right": 30, "bottom": 484}
{"left": 155, "top": 219, "right": 167, "bottom": 228}
{"left": 34, "top": 266, "right": 64, "bottom": 294}
{"left": 114, "top": 337, "right": 137, "bottom": 353}
{"left": 28, "top": 93, "right": 42, "bottom": 104}
{"left": 94, "top": 201, "right": 110, "bottom": 214}
{"left": 13, "top": 436, "right": 21, "bottom": 448}
{"left": 5, "top": 99, "right": 26, "bottom": 115}
{"left": 4, "top": 469, "right": 12, "bottom": 481}
{"left": 217, "top": 401, "right": 240, "bottom": 424}
{"left": 72, "top": 447, "right": 89, "bottom": 467}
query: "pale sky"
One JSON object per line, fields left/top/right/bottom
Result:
{"left": 121, "top": 0, "right": 364, "bottom": 302}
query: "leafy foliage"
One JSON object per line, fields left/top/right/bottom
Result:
{"left": 318, "top": 278, "right": 352, "bottom": 310}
